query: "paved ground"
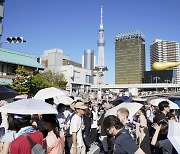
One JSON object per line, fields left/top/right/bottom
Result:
{"left": 87, "top": 145, "right": 100, "bottom": 154}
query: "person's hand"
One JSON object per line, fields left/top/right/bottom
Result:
{"left": 73, "top": 147, "right": 77, "bottom": 154}
{"left": 152, "top": 123, "right": 161, "bottom": 131}
{"left": 81, "top": 124, "right": 85, "bottom": 130}
{"left": 132, "top": 121, "right": 137, "bottom": 125}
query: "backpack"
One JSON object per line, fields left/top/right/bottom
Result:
{"left": 23, "top": 133, "right": 46, "bottom": 154}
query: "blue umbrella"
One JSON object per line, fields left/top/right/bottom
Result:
{"left": 0, "top": 86, "right": 19, "bottom": 100}
{"left": 111, "top": 96, "right": 133, "bottom": 106}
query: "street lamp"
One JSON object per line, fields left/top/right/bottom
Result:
{"left": 165, "top": 79, "right": 171, "bottom": 92}
{"left": 153, "top": 76, "right": 160, "bottom": 93}
{"left": 93, "top": 66, "right": 108, "bottom": 103}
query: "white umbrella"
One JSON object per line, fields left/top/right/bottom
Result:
{"left": 0, "top": 98, "right": 57, "bottom": 114}
{"left": 54, "top": 95, "right": 74, "bottom": 105}
{"left": 168, "top": 120, "right": 180, "bottom": 153}
{"left": 105, "top": 102, "right": 143, "bottom": 121}
{"left": 150, "top": 98, "right": 179, "bottom": 109}
{"left": 34, "top": 87, "right": 66, "bottom": 101}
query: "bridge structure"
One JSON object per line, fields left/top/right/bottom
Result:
{"left": 91, "top": 83, "right": 179, "bottom": 89}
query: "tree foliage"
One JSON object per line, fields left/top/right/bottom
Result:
{"left": 11, "top": 67, "right": 67, "bottom": 96}
{"left": 11, "top": 66, "right": 32, "bottom": 94}
{"left": 41, "top": 70, "right": 67, "bottom": 89}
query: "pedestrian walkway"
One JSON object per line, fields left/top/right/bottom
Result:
{"left": 87, "top": 145, "right": 100, "bottom": 154}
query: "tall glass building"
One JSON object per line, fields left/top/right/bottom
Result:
{"left": 150, "top": 39, "right": 180, "bottom": 84}
{"left": 115, "top": 30, "right": 146, "bottom": 84}
{"left": 0, "top": 0, "right": 5, "bottom": 39}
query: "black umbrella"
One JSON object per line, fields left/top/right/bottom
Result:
{"left": 0, "top": 86, "right": 19, "bottom": 100}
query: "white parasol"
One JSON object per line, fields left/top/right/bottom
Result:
{"left": 168, "top": 120, "right": 180, "bottom": 153}
{"left": 105, "top": 102, "right": 143, "bottom": 120}
{"left": 54, "top": 95, "right": 74, "bottom": 105}
{"left": 149, "top": 98, "right": 179, "bottom": 109}
{"left": 0, "top": 98, "right": 57, "bottom": 114}
{"left": 34, "top": 87, "right": 66, "bottom": 101}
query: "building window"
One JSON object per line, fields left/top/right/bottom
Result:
{"left": 86, "top": 75, "right": 91, "bottom": 83}
{"left": 74, "top": 71, "right": 80, "bottom": 78}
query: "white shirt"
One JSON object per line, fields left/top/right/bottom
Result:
{"left": 70, "top": 114, "right": 84, "bottom": 147}
{"left": 91, "top": 110, "right": 98, "bottom": 129}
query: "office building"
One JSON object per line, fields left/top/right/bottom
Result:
{"left": 150, "top": 39, "right": 180, "bottom": 83}
{"left": 0, "top": 0, "right": 4, "bottom": 38}
{"left": 82, "top": 49, "right": 94, "bottom": 70}
{"left": 40, "top": 48, "right": 93, "bottom": 94}
{"left": 115, "top": 30, "right": 146, "bottom": 84}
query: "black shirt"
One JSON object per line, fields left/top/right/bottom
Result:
{"left": 153, "top": 111, "right": 168, "bottom": 123}
{"left": 114, "top": 128, "right": 138, "bottom": 154}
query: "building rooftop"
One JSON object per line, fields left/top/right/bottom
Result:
{"left": 115, "top": 30, "right": 145, "bottom": 42}
{"left": 0, "top": 48, "right": 44, "bottom": 69}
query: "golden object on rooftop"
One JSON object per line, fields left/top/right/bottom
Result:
{"left": 152, "top": 62, "right": 180, "bottom": 70}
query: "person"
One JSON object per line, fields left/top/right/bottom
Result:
{"left": 9, "top": 114, "right": 44, "bottom": 154}
{"left": 30, "top": 114, "right": 39, "bottom": 130}
{"left": 90, "top": 105, "right": 98, "bottom": 146}
{"left": 151, "top": 120, "right": 177, "bottom": 154}
{"left": 0, "top": 114, "right": 16, "bottom": 154}
{"left": 57, "top": 103, "right": 67, "bottom": 133}
{"left": 117, "top": 107, "right": 136, "bottom": 142}
{"left": 82, "top": 108, "right": 91, "bottom": 152}
{"left": 70, "top": 101, "right": 87, "bottom": 154}
{"left": 134, "top": 107, "right": 151, "bottom": 154}
{"left": 42, "top": 114, "right": 65, "bottom": 154}
{"left": 98, "top": 106, "right": 108, "bottom": 153}
{"left": 103, "top": 115, "right": 145, "bottom": 154}
{"left": 153, "top": 101, "right": 170, "bottom": 123}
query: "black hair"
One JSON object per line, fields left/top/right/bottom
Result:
{"left": 139, "top": 106, "right": 147, "bottom": 119}
{"left": 158, "top": 119, "right": 168, "bottom": 135}
{"left": 7, "top": 114, "right": 16, "bottom": 131}
{"left": 103, "top": 115, "right": 123, "bottom": 130}
{"left": 57, "top": 103, "right": 66, "bottom": 111}
{"left": 158, "top": 101, "right": 169, "bottom": 111}
{"left": 42, "top": 114, "right": 60, "bottom": 138}
{"left": 14, "top": 115, "right": 31, "bottom": 131}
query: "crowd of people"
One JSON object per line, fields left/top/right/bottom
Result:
{"left": 0, "top": 95, "right": 179, "bottom": 154}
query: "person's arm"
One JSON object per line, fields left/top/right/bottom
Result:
{"left": 134, "top": 148, "right": 145, "bottom": 154}
{"left": 2, "top": 142, "right": 10, "bottom": 154}
{"left": 72, "top": 132, "right": 77, "bottom": 154}
{"left": 151, "top": 123, "right": 161, "bottom": 147}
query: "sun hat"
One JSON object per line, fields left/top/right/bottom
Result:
{"left": 74, "top": 102, "right": 88, "bottom": 110}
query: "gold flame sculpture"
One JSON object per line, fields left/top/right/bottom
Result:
{"left": 152, "top": 62, "right": 180, "bottom": 70}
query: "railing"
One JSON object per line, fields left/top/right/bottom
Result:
{"left": 0, "top": 74, "right": 16, "bottom": 79}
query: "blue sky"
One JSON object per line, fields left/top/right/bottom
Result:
{"left": 1, "top": 0, "right": 180, "bottom": 84}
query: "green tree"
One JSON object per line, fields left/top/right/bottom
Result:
{"left": 29, "top": 73, "right": 54, "bottom": 96}
{"left": 11, "top": 66, "right": 32, "bottom": 94}
{"left": 41, "top": 70, "right": 67, "bottom": 89}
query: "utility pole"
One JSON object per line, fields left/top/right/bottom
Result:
{"left": 165, "top": 79, "right": 171, "bottom": 93}
{"left": 153, "top": 76, "right": 160, "bottom": 93}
